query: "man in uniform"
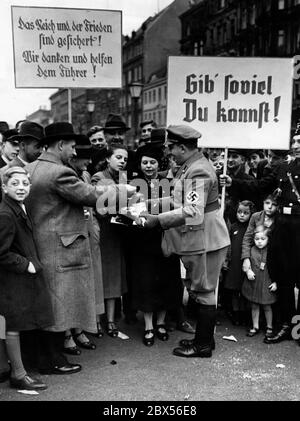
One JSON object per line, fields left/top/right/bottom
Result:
{"left": 220, "top": 126, "right": 300, "bottom": 345}
{"left": 139, "top": 125, "right": 230, "bottom": 357}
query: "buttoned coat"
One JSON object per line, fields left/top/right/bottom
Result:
{"left": 158, "top": 151, "right": 230, "bottom": 256}
{"left": 0, "top": 196, "right": 53, "bottom": 331}
{"left": 25, "top": 151, "right": 105, "bottom": 333}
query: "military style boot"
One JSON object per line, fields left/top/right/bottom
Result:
{"left": 173, "top": 305, "right": 216, "bottom": 358}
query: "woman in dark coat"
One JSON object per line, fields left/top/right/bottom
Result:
{"left": 91, "top": 144, "right": 128, "bottom": 337}
{"left": 0, "top": 167, "right": 53, "bottom": 390}
{"left": 126, "top": 144, "right": 182, "bottom": 346}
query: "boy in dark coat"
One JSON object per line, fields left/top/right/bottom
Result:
{"left": 0, "top": 167, "right": 53, "bottom": 391}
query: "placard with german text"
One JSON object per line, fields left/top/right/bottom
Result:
{"left": 167, "top": 56, "right": 294, "bottom": 150}
{"left": 11, "top": 6, "right": 122, "bottom": 88}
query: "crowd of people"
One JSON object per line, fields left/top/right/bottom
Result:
{"left": 0, "top": 114, "right": 299, "bottom": 392}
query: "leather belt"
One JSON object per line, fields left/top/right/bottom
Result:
{"left": 204, "top": 200, "right": 220, "bottom": 214}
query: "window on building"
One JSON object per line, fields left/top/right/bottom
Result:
{"left": 144, "top": 92, "right": 147, "bottom": 104}
{"left": 278, "top": 29, "right": 285, "bottom": 47}
{"left": 297, "top": 26, "right": 300, "bottom": 48}
{"left": 164, "top": 110, "right": 167, "bottom": 124}
{"left": 158, "top": 111, "right": 161, "bottom": 125}
{"left": 250, "top": 4, "right": 256, "bottom": 25}
{"left": 158, "top": 87, "right": 161, "bottom": 102}
{"left": 153, "top": 89, "right": 156, "bottom": 103}
{"left": 230, "top": 19, "right": 236, "bottom": 38}
{"left": 194, "top": 41, "right": 199, "bottom": 55}
{"left": 223, "top": 23, "right": 227, "bottom": 43}
{"left": 138, "top": 65, "right": 142, "bottom": 81}
{"left": 149, "top": 91, "right": 152, "bottom": 103}
{"left": 164, "top": 85, "right": 167, "bottom": 100}
{"left": 241, "top": 9, "right": 247, "bottom": 29}
{"left": 186, "top": 24, "right": 191, "bottom": 37}
{"left": 278, "top": 0, "right": 285, "bottom": 9}
{"left": 153, "top": 111, "right": 156, "bottom": 123}
{"left": 128, "top": 94, "right": 131, "bottom": 106}
{"left": 134, "top": 67, "right": 138, "bottom": 81}
{"left": 128, "top": 70, "right": 132, "bottom": 84}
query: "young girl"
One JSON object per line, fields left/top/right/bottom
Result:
{"left": 223, "top": 200, "right": 255, "bottom": 325}
{"left": 241, "top": 194, "right": 278, "bottom": 271}
{"left": 91, "top": 145, "right": 128, "bottom": 338}
{"left": 242, "top": 226, "right": 277, "bottom": 339}
{"left": 0, "top": 167, "right": 53, "bottom": 391}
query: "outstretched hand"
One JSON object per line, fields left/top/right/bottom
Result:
{"left": 138, "top": 213, "right": 160, "bottom": 229}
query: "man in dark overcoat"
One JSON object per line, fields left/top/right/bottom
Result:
{"left": 25, "top": 122, "right": 135, "bottom": 374}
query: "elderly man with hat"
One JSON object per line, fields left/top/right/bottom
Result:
{"left": 104, "top": 113, "right": 130, "bottom": 146}
{"left": 220, "top": 124, "right": 300, "bottom": 346}
{"left": 138, "top": 125, "right": 230, "bottom": 358}
{"left": 24, "top": 122, "right": 135, "bottom": 374}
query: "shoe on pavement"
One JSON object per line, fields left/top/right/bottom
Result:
{"left": 179, "top": 337, "right": 215, "bottom": 350}
{"left": 39, "top": 363, "right": 82, "bottom": 375}
{"left": 10, "top": 374, "right": 47, "bottom": 391}
{"left": 173, "top": 344, "right": 212, "bottom": 358}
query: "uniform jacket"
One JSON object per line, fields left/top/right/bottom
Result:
{"left": 0, "top": 196, "right": 53, "bottom": 331}
{"left": 231, "top": 158, "right": 300, "bottom": 212}
{"left": 24, "top": 151, "right": 107, "bottom": 332}
{"left": 158, "top": 151, "right": 230, "bottom": 256}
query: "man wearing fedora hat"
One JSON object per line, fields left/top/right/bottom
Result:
{"left": 104, "top": 113, "right": 130, "bottom": 146}
{"left": 1, "top": 121, "right": 44, "bottom": 173}
{"left": 24, "top": 122, "right": 135, "bottom": 375}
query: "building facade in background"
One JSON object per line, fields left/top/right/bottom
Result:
{"left": 26, "top": 106, "right": 53, "bottom": 127}
{"left": 31, "top": 0, "right": 300, "bottom": 137}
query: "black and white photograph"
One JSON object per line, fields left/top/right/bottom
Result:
{"left": 0, "top": 0, "right": 300, "bottom": 406}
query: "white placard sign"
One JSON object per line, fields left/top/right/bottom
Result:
{"left": 167, "top": 56, "right": 294, "bottom": 150}
{"left": 11, "top": 6, "right": 122, "bottom": 88}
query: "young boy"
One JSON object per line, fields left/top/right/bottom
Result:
{"left": 0, "top": 167, "right": 53, "bottom": 391}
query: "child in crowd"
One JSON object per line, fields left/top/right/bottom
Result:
{"left": 241, "top": 194, "right": 278, "bottom": 269}
{"left": 242, "top": 226, "right": 277, "bottom": 339}
{"left": 223, "top": 200, "right": 255, "bottom": 326}
{"left": 0, "top": 167, "right": 53, "bottom": 391}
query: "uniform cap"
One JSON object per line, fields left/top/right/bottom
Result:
{"left": 166, "top": 125, "right": 201, "bottom": 144}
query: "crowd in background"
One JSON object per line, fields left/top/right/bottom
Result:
{"left": 0, "top": 114, "right": 299, "bottom": 392}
